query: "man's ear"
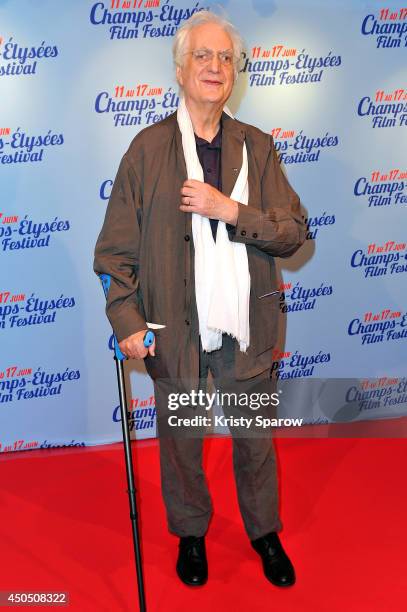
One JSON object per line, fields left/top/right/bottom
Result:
{"left": 176, "top": 64, "right": 183, "bottom": 88}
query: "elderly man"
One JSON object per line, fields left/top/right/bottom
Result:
{"left": 94, "top": 10, "right": 305, "bottom": 588}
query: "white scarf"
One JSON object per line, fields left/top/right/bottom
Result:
{"left": 177, "top": 97, "right": 251, "bottom": 352}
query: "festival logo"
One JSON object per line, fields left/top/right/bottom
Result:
{"left": 345, "top": 377, "right": 407, "bottom": 412}
{"left": 100, "top": 179, "right": 113, "bottom": 200}
{"left": 361, "top": 8, "right": 407, "bottom": 49}
{"left": 0, "top": 365, "right": 81, "bottom": 404}
{"left": 0, "top": 438, "right": 85, "bottom": 453}
{"left": 353, "top": 167, "right": 406, "bottom": 207}
{"left": 357, "top": 89, "right": 407, "bottom": 128}
{"left": 302, "top": 211, "right": 336, "bottom": 240}
{"left": 40, "top": 439, "right": 86, "bottom": 449}
{"left": 89, "top": 0, "right": 206, "bottom": 39}
{"left": 279, "top": 281, "right": 333, "bottom": 314}
{"left": 0, "top": 36, "right": 58, "bottom": 77}
{"left": 112, "top": 395, "right": 156, "bottom": 433}
{"left": 0, "top": 127, "right": 64, "bottom": 164}
{"left": 271, "top": 348, "right": 331, "bottom": 380}
{"left": 347, "top": 308, "right": 407, "bottom": 346}
{"left": 0, "top": 291, "right": 76, "bottom": 330}
{"left": 94, "top": 85, "right": 178, "bottom": 127}
{"left": 351, "top": 240, "right": 407, "bottom": 278}
{"left": 0, "top": 438, "right": 40, "bottom": 453}
{"left": 272, "top": 128, "right": 339, "bottom": 164}
{"left": 240, "top": 45, "right": 341, "bottom": 87}
{"left": 0, "top": 212, "right": 70, "bottom": 252}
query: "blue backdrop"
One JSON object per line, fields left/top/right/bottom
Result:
{"left": 1, "top": 0, "right": 406, "bottom": 453}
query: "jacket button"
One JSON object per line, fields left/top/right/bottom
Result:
{"left": 253, "top": 232, "right": 258, "bottom": 238}
{"left": 184, "top": 234, "right": 190, "bottom": 241}
{"left": 241, "top": 230, "right": 246, "bottom": 236}
{"left": 185, "top": 319, "right": 190, "bottom": 325}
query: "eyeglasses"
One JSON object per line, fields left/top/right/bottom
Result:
{"left": 184, "top": 48, "right": 239, "bottom": 67}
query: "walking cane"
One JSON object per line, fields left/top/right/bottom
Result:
{"left": 99, "top": 273, "right": 154, "bottom": 612}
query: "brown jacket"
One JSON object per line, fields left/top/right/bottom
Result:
{"left": 94, "top": 110, "right": 306, "bottom": 388}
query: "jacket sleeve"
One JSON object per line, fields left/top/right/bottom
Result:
{"left": 227, "top": 135, "right": 306, "bottom": 258}
{"left": 93, "top": 153, "right": 147, "bottom": 343}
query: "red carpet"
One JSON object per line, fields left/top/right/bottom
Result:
{"left": 1, "top": 434, "right": 406, "bottom": 611}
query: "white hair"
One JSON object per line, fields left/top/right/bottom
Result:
{"left": 172, "top": 10, "right": 244, "bottom": 79}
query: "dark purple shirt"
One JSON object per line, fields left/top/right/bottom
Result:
{"left": 194, "top": 126, "right": 222, "bottom": 241}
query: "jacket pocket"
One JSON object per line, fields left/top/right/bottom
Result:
{"left": 252, "top": 290, "right": 279, "bottom": 356}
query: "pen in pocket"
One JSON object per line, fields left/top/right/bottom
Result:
{"left": 258, "top": 290, "right": 280, "bottom": 299}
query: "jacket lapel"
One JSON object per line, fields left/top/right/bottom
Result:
{"left": 174, "top": 115, "right": 188, "bottom": 181}
{"left": 221, "top": 111, "right": 246, "bottom": 197}
{"left": 173, "top": 115, "right": 192, "bottom": 233}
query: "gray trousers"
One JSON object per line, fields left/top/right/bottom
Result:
{"left": 153, "top": 335, "right": 282, "bottom": 541}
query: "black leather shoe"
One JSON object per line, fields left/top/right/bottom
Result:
{"left": 176, "top": 536, "right": 208, "bottom": 586}
{"left": 251, "top": 531, "right": 296, "bottom": 587}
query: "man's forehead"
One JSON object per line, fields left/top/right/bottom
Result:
{"left": 188, "top": 23, "right": 233, "bottom": 49}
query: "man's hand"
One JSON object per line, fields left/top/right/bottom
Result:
{"left": 180, "top": 179, "right": 238, "bottom": 225}
{"left": 118, "top": 329, "right": 156, "bottom": 360}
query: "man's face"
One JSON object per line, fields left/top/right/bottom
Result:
{"left": 176, "top": 23, "right": 235, "bottom": 108}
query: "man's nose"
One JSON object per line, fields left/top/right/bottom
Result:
{"left": 208, "top": 53, "right": 221, "bottom": 72}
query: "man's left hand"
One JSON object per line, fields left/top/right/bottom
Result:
{"left": 180, "top": 179, "right": 238, "bottom": 225}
